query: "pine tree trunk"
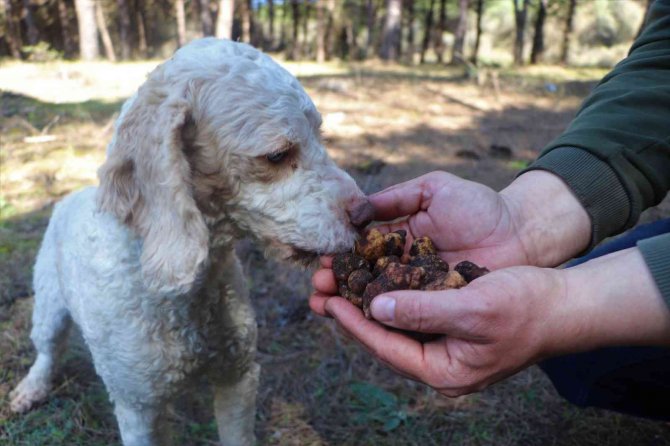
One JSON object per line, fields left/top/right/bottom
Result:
{"left": 560, "top": 0, "right": 576, "bottom": 64}
{"left": 380, "top": 0, "right": 402, "bottom": 60}
{"left": 57, "top": 0, "right": 75, "bottom": 57}
{"left": 3, "top": 0, "right": 22, "bottom": 58}
{"left": 95, "top": 1, "right": 116, "bottom": 61}
{"left": 434, "top": 0, "right": 446, "bottom": 63}
{"left": 451, "top": 0, "right": 468, "bottom": 64}
{"left": 303, "top": 0, "right": 311, "bottom": 58}
{"left": 420, "top": 0, "right": 435, "bottom": 64}
{"left": 117, "top": 0, "right": 132, "bottom": 59}
{"left": 74, "top": 0, "right": 100, "bottom": 60}
{"left": 316, "top": 0, "right": 326, "bottom": 62}
{"left": 513, "top": 0, "right": 529, "bottom": 65}
{"left": 136, "top": 7, "right": 148, "bottom": 57}
{"left": 240, "top": 0, "right": 251, "bottom": 43}
{"left": 405, "top": 0, "right": 415, "bottom": 64}
{"left": 470, "top": 0, "right": 483, "bottom": 65}
{"left": 215, "top": 0, "right": 233, "bottom": 39}
{"left": 324, "top": 0, "right": 335, "bottom": 59}
{"left": 22, "top": 0, "right": 39, "bottom": 45}
{"left": 200, "top": 0, "right": 214, "bottom": 36}
{"left": 365, "top": 0, "right": 376, "bottom": 59}
{"left": 175, "top": 0, "right": 186, "bottom": 47}
{"left": 289, "top": 0, "right": 300, "bottom": 59}
{"left": 530, "top": 0, "right": 547, "bottom": 64}
{"left": 268, "top": 0, "right": 275, "bottom": 48}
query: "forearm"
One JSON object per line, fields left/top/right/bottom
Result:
{"left": 500, "top": 170, "right": 591, "bottom": 267}
{"left": 545, "top": 247, "right": 670, "bottom": 356}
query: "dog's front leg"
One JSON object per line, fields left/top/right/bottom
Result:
{"left": 213, "top": 361, "right": 260, "bottom": 446}
{"left": 114, "top": 401, "right": 170, "bottom": 446}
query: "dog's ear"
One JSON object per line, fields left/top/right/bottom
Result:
{"left": 97, "top": 73, "right": 208, "bottom": 294}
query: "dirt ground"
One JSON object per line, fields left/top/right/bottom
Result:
{"left": 1, "top": 59, "right": 670, "bottom": 445}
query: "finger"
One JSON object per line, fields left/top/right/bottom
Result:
{"left": 312, "top": 268, "right": 338, "bottom": 295}
{"left": 369, "top": 289, "right": 473, "bottom": 335}
{"left": 308, "top": 292, "right": 333, "bottom": 317}
{"left": 320, "top": 256, "right": 333, "bottom": 268}
{"left": 368, "top": 175, "right": 434, "bottom": 221}
{"left": 324, "top": 297, "right": 428, "bottom": 380}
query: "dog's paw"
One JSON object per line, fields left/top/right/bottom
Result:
{"left": 9, "top": 378, "right": 50, "bottom": 413}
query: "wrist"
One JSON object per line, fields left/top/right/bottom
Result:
{"left": 500, "top": 170, "right": 591, "bottom": 267}
{"left": 546, "top": 247, "right": 670, "bottom": 355}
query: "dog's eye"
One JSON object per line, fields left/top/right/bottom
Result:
{"left": 266, "top": 151, "right": 288, "bottom": 164}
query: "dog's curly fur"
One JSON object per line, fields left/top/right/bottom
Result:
{"left": 10, "top": 38, "right": 365, "bottom": 446}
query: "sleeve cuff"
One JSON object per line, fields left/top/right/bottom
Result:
{"left": 638, "top": 233, "right": 670, "bottom": 308}
{"left": 521, "top": 147, "right": 631, "bottom": 250}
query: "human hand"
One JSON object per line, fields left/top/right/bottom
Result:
{"left": 369, "top": 170, "right": 591, "bottom": 270}
{"left": 311, "top": 247, "right": 670, "bottom": 397}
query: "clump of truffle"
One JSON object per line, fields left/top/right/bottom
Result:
{"left": 348, "top": 269, "right": 373, "bottom": 295}
{"left": 422, "top": 270, "right": 467, "bottom": 291}
{"left": 362, "top": 263, "right": 425, "bottom": 318}
{"left": 354, "top": 229, "right": 387, "bottom": 262}
{"left": 331, "top": 230, "right": 489, "bottom": 333}
{"left": 454, "top": 261, "right": 490, "bottom": 283}
{"left": 409, "top": 236, "right": 437, "bottom": 256}
{"left": 409, "top": 254, "right": 449, "bottom": 283}
{"left": 333, "top": 253, "right": 369, "bottom": 282}
{"left": 373, "top": 255, "right": 401, "bottom": 277}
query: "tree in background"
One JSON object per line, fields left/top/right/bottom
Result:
{"left": 175, "top": 0, "right": 186, "bottom": 47}
{"left": 560, "top": 0, "right": 576, "bottom": 64}
{"left": 404, "top": 0, "right": 416, "bottom": 63}
{"left": 420, "top": 0, "right": 435, "bottom": 63}
{"left": 215, "top": 0, "right": 234, "bottom": 40}
{"left": 434, "top": 0, "right": 446, "bottom": 63}
{"left": 530, "top": 0, "right": 547, "bottom": 64}
{"left": 95, "top": 1, "right": 116, "bottom": 61}
{"left": 380, "top": 0, "right": 402, "bottom": 60}
{"left": 74, "top": 0, "right": 99, "bottom": 60}
{"left": 3, "top": 0, "right": 23, "bottom": 58}
{"left": 512, "top": 0, "right": 529, "bottom": 65}
{"left": 470, "top": 0, "right": 484, "bottom": 65}
{"left": 117, "top": 0, "right": 132, "bottom": 59}
{"left": 451, "top": 0, "right": 469, "bottom": 64}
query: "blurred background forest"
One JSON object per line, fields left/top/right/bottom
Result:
{"left": 4, "top": 0, "right": 670, "bottom": 445}
{"left": 0, "top": 0, "right": 654, "bottom": 67}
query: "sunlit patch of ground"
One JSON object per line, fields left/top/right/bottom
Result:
{"left": 1, "top": 60, "right": 669, "bottom": 445}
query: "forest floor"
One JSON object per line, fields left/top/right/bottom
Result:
{"left": 1, "top": 58, "right": 670, "bottom": 445}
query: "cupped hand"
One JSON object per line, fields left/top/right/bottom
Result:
{"left": 312, "top": 266, "right": 565, "bottom": 396}
{"left": 369, "top": 170, "right": 591, "bottom": 270}
{"left": 368, "top": 171, "right": 529, "bottom": 270}
{"left": 311, "top": 247, "right": 670, "bottom": 396}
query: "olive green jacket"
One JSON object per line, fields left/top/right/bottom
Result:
{"left": 526, "top": 0, "right": 670, "bottom": 303}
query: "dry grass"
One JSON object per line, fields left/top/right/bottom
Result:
{"left": 1, "top": 58, "right": 670, "bottom": 445}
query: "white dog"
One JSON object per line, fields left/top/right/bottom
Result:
{"left": 10, "top": 38, "right": 369, "bottom": 446}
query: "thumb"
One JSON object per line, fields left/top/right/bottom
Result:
{"left": 370, "top": 289, "right": 470, "bottom": 335}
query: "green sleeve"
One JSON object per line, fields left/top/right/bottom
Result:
{"left": 524, "top": 0, "right": 670, "bottom": 247}
{"left": 638, "top": 233, "right": 670, "bottom": 305}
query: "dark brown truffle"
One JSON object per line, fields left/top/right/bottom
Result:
{"left": 409, "top": 254, "right": 449, "bottom": 282}
{"left": 332, "top": 253, "right": 369, "bottom": 282}
{"left": 454, "top": 261, "right": 490, "bottom": 283}
{"left": 348, "top": 269, "right": 374, "bottom": 295}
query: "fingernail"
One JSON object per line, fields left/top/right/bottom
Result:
{"left": 371, "top": 296, "right": 395, "bottom": 322}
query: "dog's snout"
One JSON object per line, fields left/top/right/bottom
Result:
{"left": 346, "top": 197, "right": 375, "bottom": 228}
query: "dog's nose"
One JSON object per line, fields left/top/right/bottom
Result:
{"left": 346, "top": 197, "right": 375, "bottom": 228}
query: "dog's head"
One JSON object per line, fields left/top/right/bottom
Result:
{"left": 97, "top": 38, "right": 367, "bottom": 293}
